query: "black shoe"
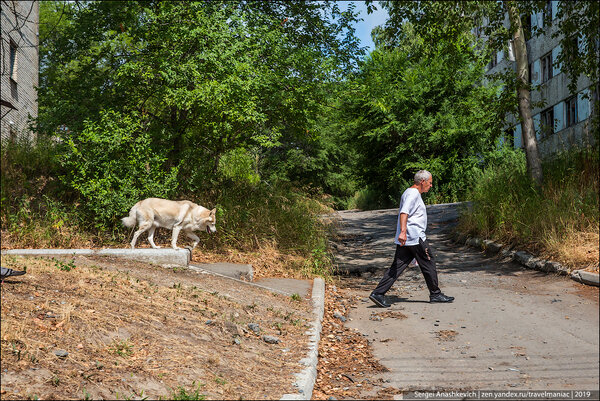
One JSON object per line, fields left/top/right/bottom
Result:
{"left": 1, "top": 267, "right": 26, "bottom": 280}
{"left": 429, "top": 293, "right": 454, "bottom": 303}
{"left": 369, "top": 292, "right": 390, "bottom": 308}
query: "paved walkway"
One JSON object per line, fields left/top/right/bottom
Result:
{"left": 331, "top": 204, "right": 599, "bottom": 394}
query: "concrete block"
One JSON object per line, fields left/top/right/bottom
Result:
{"left": 484, "top": 240, "right": 502, "bottom": 254}
{"left": 466, "top": 238, "right": 482, "bottom": 248}
{"left": 514, "top": 251, "right": 534, "bottom": 265}
{"left": 543, "top": 261, "right": 566, "bottom": 274}
{"left": 2, "top": 249, "right": 94, "bottom": 256}
{"left": 499, "top": 248, "right": 515, "bottom": 259}
{"left": 1, "top": 248, "right": 190, "bottom": 266}
{"left": 532, "top": 259, "right": 546, "bottom": 271}
{"left": 525, "top": 257, "right": 544, "bottom": 270}
{"left": 571, "top": 270, "right": 600, "bottom": 286}
{"left": 96, "top": 248, "right": 190, "bottom": 266}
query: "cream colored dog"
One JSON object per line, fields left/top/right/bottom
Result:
{"left": 122, "top": 198, "right": 216, "bottom": 250}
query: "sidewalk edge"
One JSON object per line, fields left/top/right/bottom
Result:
{"left": 281, "top": 277, "right": 325, "bottom": 400}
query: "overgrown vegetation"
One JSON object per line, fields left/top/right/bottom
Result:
{"left": 459, "top": 147, "right": 599, "bottom": 271}
{"left": 2, "top": 1, "right": 598, "bottom": 276}
{"left": 334, "top": 24, "right": 505, "bottom": 208}
{"left": 1, "top": 136, "right": 334, "bottom": 277}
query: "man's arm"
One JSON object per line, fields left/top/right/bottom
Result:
{"left": 398, "top": 213, "right": 408, "bottom": 245}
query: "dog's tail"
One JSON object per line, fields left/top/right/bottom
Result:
{"left": 121, "top": 202, "right": 140, "bottom": 228}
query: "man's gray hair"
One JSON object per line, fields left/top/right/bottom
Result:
{"left": 414, "top": 170, "right": 432, "bottom": 184}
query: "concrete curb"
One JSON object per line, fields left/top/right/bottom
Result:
{"left": 281, "top": 277, "right": 325, "bottom": 400}
{"left": 452, "top": 233, "right": 599, "bottom": 287}
{"left": 571, "top": 269, "right": 600, "bottom": 287}
{"left": 1, "top": 248, "right": 190, "bottom": 266}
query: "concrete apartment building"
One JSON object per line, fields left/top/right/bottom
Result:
{"left": 1, "top": 0, "right": 39, "bottom": 142}
{"left": 485, "top": 1, "right": 597, "bottom": 157}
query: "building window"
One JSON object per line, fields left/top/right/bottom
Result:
{"left": 566, "top": 96, "right": 578, "bottom": 127}
{"left": 544, "top": 0, "right": 553, "bottom": 25}
{"left": 541, "top": 52, "right": 553, "bottom": 83}
{"left": 489, "top": 51, "right": 498, "bottom": 69}
{"left": 540, "top": 107, "right": 554, "bottom": 138}
{"left": 565, "top": 35, "right": 579, "bottom": 64}
{"left": 522, "top": 14, "right": 532, "bottom": 41}
{"left": 9, "top": 40, "right": 18, "bottom": 82}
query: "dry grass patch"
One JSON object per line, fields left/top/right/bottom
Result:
{"left": 191, "top": 242, "right": 316, "bottom": 280}
{"left": 543, "top": 231, "right": 599, "bottom": 272}
{"left": 1, "top": 255, "right": 312, "bottom": 400}
{"left": 313, "top": 285, "right": 388, "bottom": 400}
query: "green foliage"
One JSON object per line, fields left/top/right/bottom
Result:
{"left": 60, "top": 110, "right": 179, "bottom": 229}
{"left": 34, "top": 0, "right": 367, "bottom": 233}
{"left": 218, "top": 148, "right": 260, "bottom": 186}
{"left": 37, "top": 1, "right": 365, "bottom": 196}
{"left": 459, "top": 146, "right": 599, "bottom": 250}
{"left": 1, "top": 136, "right": 64, "bottom": 214}
{"left": 551, "top": 1, "right": 600, "bottom": 95}
{"left": 109, "top": 340, "right": 134, "bottom": 357}
{"left": 171, "top": 382, "right": 206, "bottom": 401}
{"left": 200, "top": 182, "right": 330, "bottom": 256}
{"left": 339, "top": 25, "right": 504, "bottom": 208}
{"left": 302, "top": 244, "right": 334, "bottom": 278}
{"left": 53, "top": 258, "right": 76, "bottom": 272}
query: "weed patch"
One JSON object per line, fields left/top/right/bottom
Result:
{"left": 459, "top": 148, "right": 599, "bottom": 271}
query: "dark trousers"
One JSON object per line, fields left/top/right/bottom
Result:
{"left": 372, "top": 239, "right": 441, "bottom": 296}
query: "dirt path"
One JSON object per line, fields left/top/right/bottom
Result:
{"left": 330, "top": 204, "right": 599, "bottom": 396}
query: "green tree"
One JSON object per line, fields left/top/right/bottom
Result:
{"left": 372, "top": 0, "right": 543, "bottom": 186}
{"left": 372, "top": 0, "right": 600, "bottom": 186}
{"left": 36, "top": 1, "right": 365, "bottom": 224}
{"left": 339, "top": 25, "right": 504, "bottom": 206}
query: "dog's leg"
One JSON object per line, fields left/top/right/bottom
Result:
{"left": 171, "top": 225, "right": 183, "bottom": 249}
{"left": 131, "top": 222, "right": 151, "bottom": 249}
{"left": 147, "top": 224, "right": 161, "bottom": 249}
{"left": 184, "top": 230, "right": 200, "bottom": 250}
{"left": 169, "top": 204, "right": 191, "bottom": 250}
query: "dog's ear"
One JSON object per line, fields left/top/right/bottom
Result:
{"left": 210, "top": 208, "right": 216, "bottom": 216}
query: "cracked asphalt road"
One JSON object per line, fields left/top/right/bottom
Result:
{"left": 331, "top": 203, "right": 599, "bottom": 396}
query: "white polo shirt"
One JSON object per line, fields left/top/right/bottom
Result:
{"left": 395, "top": 187, "right": 427, "bottom": 246}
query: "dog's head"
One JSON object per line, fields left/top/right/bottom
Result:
{"left": 193, "top": 207, "right": 217, "bottom": 234}
{"left": 204, "top": 208, "right": 217, "bottom": 234}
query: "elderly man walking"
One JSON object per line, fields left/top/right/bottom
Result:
{"left": 369, "top": 170, "right": 454, "bottom": 307}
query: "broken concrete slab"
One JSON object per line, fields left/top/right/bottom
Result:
{"left": 188, "top": 262, "right": 253, "bottom": 281}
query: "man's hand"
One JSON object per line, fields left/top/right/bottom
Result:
{"left": 398, "top": 213, "right": 408, "bottom": 246}
{"left": 398, "top": 231, "right": 407, "bottom": 246}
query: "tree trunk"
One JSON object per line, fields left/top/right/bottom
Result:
{"left": 505, "top": 1, "right": 543, "bottom": 186}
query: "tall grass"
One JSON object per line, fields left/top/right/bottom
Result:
{"left": 182, "top": 182, "right": 336, "bottom": 278}
{"left": 1, "top": 137, "right": 94, "bottom": 248}
{"left": 459, "top": 146, "right": 599, "bottom": 271}
{"left": 1, "top": 137, "right": 335, "bottom": 277}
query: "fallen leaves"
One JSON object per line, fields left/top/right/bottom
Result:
{"left": 435, "top": 330, "right": 458, "bottom": 341}
{"left": 313, "top": 285, "right": 388, "bottom": 400}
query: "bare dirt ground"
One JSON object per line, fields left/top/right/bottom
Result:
{"left": 314, "top": 204, "right": 599, "bottom": 400}
{"left": 1, "top": 254, "right": 313, "bottom": 400}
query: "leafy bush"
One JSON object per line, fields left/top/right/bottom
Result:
{"left": 60, "top": 110, "right": 179, "bottom": 229}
